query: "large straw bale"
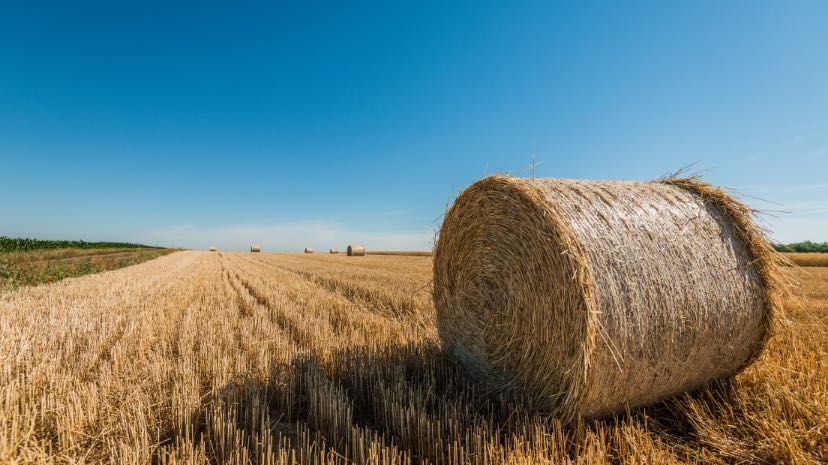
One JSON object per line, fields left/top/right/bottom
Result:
{"left": 433, "top": 175, "right": 784, "bottom": 420}
{"left": 347, "top": 244, "right": 365, "bottom": 256}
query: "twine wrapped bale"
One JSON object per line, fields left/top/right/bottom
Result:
{"left": 250, "top": 245, "right": 261, "bottom": 253}
{"left": 208, "top": 246, "right": 217, "bottom": 252}
{"left": 304, "top": 248, "right": 314, "bottom": 254}
{"left": 433, "top": 175, "right": 783, "bottom": 420}
{"left": 347, "top": 244, "right": 365, "bottom": 256}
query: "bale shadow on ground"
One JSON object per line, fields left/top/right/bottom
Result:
{"left": 169, "top": 342, "right": 751, "bottom": 464}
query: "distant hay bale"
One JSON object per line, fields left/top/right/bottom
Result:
{"left": 330, "top": 249, "right": 339, "bottom": 254}
{"left": 433, "top": 175, "right": 783, "bottom": 421}
{"left": 304, "top": 248, "right": 314, "bottom": 254}
{"left": 347, "top": 244, "right": 365, "bottom": 256}
{"left": 208, "top": 246, "right": 217, "bottom": 252}
{"left": 250, "top": 245, "right": 261, "bottom": 253}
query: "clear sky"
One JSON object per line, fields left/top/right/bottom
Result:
{"left": 1, "top": 1, "right": 826, "bottom": 251}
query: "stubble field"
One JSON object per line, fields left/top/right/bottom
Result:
{"left": 1, "top": 251, "right": 825, "bottom": 464}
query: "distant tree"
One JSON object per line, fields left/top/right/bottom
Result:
{"left": 773, "top": 241, "right": 828, "bottom": 253}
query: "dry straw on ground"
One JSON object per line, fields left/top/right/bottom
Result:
{"left": 0, "top": 250, "right": 822, "bottom": 463}
{"left": 304, "top": 247, "right": 314, "bottom": 254}
{"left": 434, "top": 175, "right": 785, "bottom": 421}
{"left": 785, "top": 252, "right": 828, "bottom": 267}
{"left": 250, "top": 245, "right": 261, "bottom": 253}
{"left": 347, "top": 244, "right": 365, "bottom": 256}
{"left": 367, "top": 250, "right": 432, "bottom": 256}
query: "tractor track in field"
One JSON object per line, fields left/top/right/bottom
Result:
{"left": 219, "top": 254, "right": 316, "bottom": 350}
{"left": 268, "top": 263, "right": 417, "bottom": 320}
{"left": 240, "top": 254, "right": 430, "bottom": 326}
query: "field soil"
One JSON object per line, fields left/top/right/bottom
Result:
{"left": 1, "top": 251, "right": 825, "bottom": 464}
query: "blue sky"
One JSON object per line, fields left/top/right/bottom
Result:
{"left": 1, "top": 1, "right": 826, "bottom": 251}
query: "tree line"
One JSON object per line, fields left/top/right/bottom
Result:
{"left": 0, "top": 236, "right": 160, "bottom": 253}
{"left": 773, "top": 241, "right": 828, "bottom": 253}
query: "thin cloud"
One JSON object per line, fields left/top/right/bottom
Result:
{"left": 777, "top": 200, "right": 828, "bottom": 216}
{"left": 145, "top": 220, "right": 434, "bottom": 252}
{"left": 766, "top": 215, "right": 828, "bottom": 243}
{"left": 734, "top": 182, "right": 828, "bottom": 194}
{"left": 742, "top": 124, "right": 828, "bottom": 163}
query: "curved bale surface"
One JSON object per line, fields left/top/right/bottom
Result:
{"left": 433, "top": 175, "right": 783, "bottom": 420}
{"left": 347, "top": 244, "right": 365, "bottom": 256}
{"left": 250, "top": 245, "right": 261, "bottom": 253}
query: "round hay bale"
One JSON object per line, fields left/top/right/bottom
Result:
{"left": 330, "top": 249, "right": 339, "bottom": 254}
{"left": 304, "top": 248, "right": 314, "bottom": 254}
{"left": 250, "top": 244, "right": 261, "bottom": 253}
{"left": 347, "top": 244, "right": 365, "bottom": 256}
{"left": 208, "top": 246, "right": 217, "bottom": 252}
{"left": 433, "top": 175, "right": 782, "bottom": 420}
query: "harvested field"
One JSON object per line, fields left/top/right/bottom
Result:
{"left": 0, "top": 251, "right": 825, "bottom": 464}
{"left": 366, "top": 250, "right": 432, "bottom": 256}
{"left": 785, "top": 252, "right": 828, "bottom": 267}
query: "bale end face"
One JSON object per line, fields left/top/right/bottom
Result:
{"left": 433, "top": 175, "right": 781, "bottom": 420}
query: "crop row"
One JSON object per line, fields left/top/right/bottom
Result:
{"left": 0, "top": 236, "right": 161, "bottom": 252}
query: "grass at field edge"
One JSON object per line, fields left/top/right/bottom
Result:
{"left": 0, "top": 248, "right": 177, "bottom": 291}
